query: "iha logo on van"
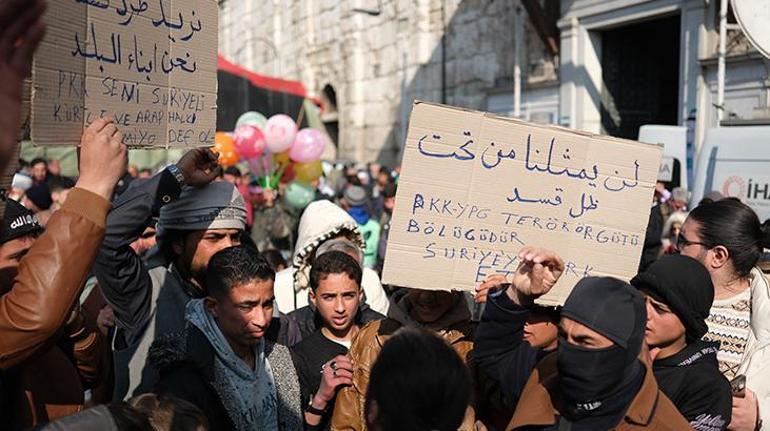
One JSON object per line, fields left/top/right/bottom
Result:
{"left": 723, "top": 176, "right": 747, "bottom": 198}
{"left": 723, "top": 176, "right": 770, "bottom": 201}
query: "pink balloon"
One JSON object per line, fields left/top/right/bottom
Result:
{"left": 289, "top": 128, "right": 325, "bottom": 163}
{"left": 264, "top": 114, "right": 298, "bottom": 153}
{"left": 233, "top": 125, "right": 265, "bottom": 160}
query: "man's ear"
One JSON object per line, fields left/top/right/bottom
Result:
{"left": 204, "top": 296, "right": 219, "bottom": 318}
{"left": 358, "top": 287, "right": 364, "bottom": 303}
{"left": 309, "top": 289, "right": 317, "bottom": 307}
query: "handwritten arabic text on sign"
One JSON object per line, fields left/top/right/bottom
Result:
{"left": 32, "top": 0, "right": 218, "bottom": 148}
{"left": 381, "top": 102, "right": 662, "bottom": 306}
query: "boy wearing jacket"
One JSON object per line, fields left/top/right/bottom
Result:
{"left": 631, "top": 254, "right": 733, "bottom": 430}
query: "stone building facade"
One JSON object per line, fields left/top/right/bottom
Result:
{"left": 218, "top": 0, "right": 557, "bottom": 166}
{"left": 218, "top": 0, "right": 770, "bottom": 166}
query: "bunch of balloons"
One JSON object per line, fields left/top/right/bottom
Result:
{"left": 213, "top": 111, "right": 326, "bottom": 210}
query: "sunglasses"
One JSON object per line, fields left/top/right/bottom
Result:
{"left": 676, "top": 232, "right": 711, "bottom": 250}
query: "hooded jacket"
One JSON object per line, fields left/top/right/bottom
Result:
{"left": 330, "top": 289, "right": 477, "bottom": 431}
{"left": 273, "top": 200, "right": 389, "bottom": 315}
{"left": 653, "top": 340, "right": 731, "bottom": 430}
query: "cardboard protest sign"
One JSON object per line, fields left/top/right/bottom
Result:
{"left": 382, "top": 102, "right": 662, "bottom": 306}
{"left": 31, "top": 0, "right": 218, "bottom": 148}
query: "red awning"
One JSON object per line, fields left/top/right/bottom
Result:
{"left": 217, "top": 55, "right": 309, "bottom": 99}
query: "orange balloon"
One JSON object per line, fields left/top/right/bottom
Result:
{"left": 214, "top": 132, "right": 238, "bottom": 167}
{"left": 273, "top": 151, "right": 291, "bottom": 166}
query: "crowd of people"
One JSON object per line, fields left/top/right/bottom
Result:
{"left": 2, "top": 2, "right": 770, "bottom": 430}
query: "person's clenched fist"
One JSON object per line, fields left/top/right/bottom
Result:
{"left": 75, "top": 117, "right": 127, "bottom": 200}
{"left": 509, "top": 246, "right": 565, "bottom": 305}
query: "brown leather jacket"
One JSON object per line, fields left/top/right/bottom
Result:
{"left": 331, "top": 291, "right": 477, "bottom": 431}
{"left": 507, "top": 353, "right": 693, "bottom": 431}
{"left": 0, "top": 188, "right": 111, "bottom": 428}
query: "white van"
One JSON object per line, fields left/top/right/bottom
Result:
{"left": 690, "top": 126, "right": 770, "bottom": 222}
{"left": 638, "top": 125, "right": 688, "bottom": 191}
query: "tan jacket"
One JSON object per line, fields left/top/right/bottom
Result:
{"left": 0, "top": 188, "right": 111, "bottom": 427}
{"left": 508, "top": 353, "right": 693, "bottom": 431}
{"left": 331, "top": 292, "right": 476, "bottom": 431}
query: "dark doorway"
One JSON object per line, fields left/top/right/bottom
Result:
{"left": 600, "top": 15, "right": 680, "bottom": 139}
{"left": 321, "top": 84, "right": 339, "bottom": 149}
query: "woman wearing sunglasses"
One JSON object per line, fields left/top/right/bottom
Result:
{"left": 678, "top": 198, "right": 770, "bottom": 431}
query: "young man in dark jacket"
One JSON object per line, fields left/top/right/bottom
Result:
{"left": 631, "top": 254, "right": 732, "bottom": 430}
{"left": 477, "top": 246, "right": 690, "bottom": 431}
{"left": 291, "top": 251, "right": 384, "bottom": 430}
{"left": 149, "top": 246, "right": 302, "bottom": 431}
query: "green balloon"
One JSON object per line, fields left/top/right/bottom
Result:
{"left": 284, "top": 181, "right": 315, "bottom": 209}
{"left": 236, "top": 111, "right": 268, "bottom": 129}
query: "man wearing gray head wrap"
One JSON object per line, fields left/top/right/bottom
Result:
{"left": 93, "top": 148, "right": 248, "bottom": 400}
{"left": 476, "top": 246, "right": 692, "bottom": 431}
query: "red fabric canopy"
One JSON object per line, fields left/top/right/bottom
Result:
{"left": 217, "top": 55, "right": 309, "bottom": 99}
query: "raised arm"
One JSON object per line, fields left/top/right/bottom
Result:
{"left": 0, "top": 118, "right": 127, "bottom": 369}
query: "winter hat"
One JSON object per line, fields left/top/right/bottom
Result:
{"left": 344, "top": 185, "right": 369, "bottom": 207}
{"left": 157, "top": 181, "right": 247, "bottom": 237}
{"left": 25, "top": 183, "right": 53, "bottom": 210}
{"left": 630, "top": 254, "right": 714, "bottom": 342}
{"left": 0, "top": 197, "right": 43, "bottom": 244}
{"left": 561, "top": 277, "right": 646, "bottom": 357}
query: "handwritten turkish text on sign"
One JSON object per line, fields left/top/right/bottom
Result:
{"left": 32, "top": 0, "right": 218, "bottom": 148}
{"left": 381, "top": 102, "right": 662, "bottom": 306}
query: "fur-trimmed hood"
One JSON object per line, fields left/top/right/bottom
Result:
{"left": 290, "top": 200, "right": 364, "bottom": 291}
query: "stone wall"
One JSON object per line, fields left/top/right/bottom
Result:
{"left": 218, "top": 0, "right": 556, "bottom": 166}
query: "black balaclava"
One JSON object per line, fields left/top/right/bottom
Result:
{"left": 558, "top": 277, "right": 646, "bottom": 411}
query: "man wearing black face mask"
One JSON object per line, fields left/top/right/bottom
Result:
{"left": 482, "top": 247, "right": 690, "bottom": 430}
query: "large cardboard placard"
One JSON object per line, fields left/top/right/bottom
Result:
{"left": 382, "top": 102, "right": 662, "bottom": 306}
{"left": 31, "top": 0, "right": 218, "bottom": 148}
